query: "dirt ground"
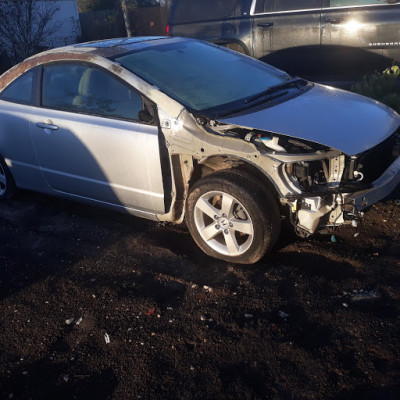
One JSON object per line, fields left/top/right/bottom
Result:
{"left": 0, "top": 185, "right": 399, "bottom": 400}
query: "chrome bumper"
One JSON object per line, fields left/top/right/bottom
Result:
{"left": 348, "top": 155, "right": 400, "bottom": 210}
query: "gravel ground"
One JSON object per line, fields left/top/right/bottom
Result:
{"left": 0, "top": 187, "right": 399, "bottom": 400}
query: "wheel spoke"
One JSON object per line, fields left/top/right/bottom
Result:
{"left": 201, "top": 223, "right": 221, "bottom": 242}
{"left": 193, "top": 189, "right": 256, "bottom": 258}
{"left": 230, "top": 220, "right": 253, "bottom": 235}
{"left": 196, "top": 197, "right": 220, "bottom": 219}
{"left": 220, "top": 194, "right": 234, "bottom": 218}
{"left": 224, "top": 231, "right": 240, "bottom": 256}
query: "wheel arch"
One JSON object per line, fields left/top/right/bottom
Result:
{"left": 213, "top": 39, "right": 249, "bottom": 55}
{"left": 158, "top": 154, "right": 283, "bottom": 224}
{"left": 185, "top": 160, "right": 282, "bottom": 263}
{"left": 190, "top": 155, "right": 281, "bottom": 203}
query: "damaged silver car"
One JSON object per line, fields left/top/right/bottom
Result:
{"left": 1, "top": 37, "right": 399, "bottom": 263}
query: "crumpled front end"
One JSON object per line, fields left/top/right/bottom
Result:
{"left": 258, "top": 128, "right": 400, "bottom": 236}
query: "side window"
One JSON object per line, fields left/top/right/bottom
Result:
{"left": 0, "top": 70, "right": 34, "bottom": 104}
{"left": 254, "top": 0, "right": 321, "bottom": 13}
{"left": 42, "top": 63, "right": 144, "bottom": 121}
{"left": 254, "top": 0, "right": 274, "bottom": 13}
{"left": 173, "top": 0, "right": 249, "bottom": 22}
{"left": 328, "top": 0, "right": 398, "bottom": 7}
{"left": 275, "top": 0, "right": 321, "bottom": 11}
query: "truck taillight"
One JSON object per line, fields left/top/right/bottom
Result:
{"left": 166, "top": 24, "right": 170, "bottom": 36}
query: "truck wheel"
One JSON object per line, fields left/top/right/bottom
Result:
{"left": 186, "top": 171, "right": 280, "bottom": 264}
{"left": 0, "top": 154, "right": 16, "bottom": 200}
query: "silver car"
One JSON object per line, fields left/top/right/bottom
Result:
{"left": 0, "top": 37, "right": 399, "bottom": 264}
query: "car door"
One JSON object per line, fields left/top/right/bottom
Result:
{"left": 251, "top": 0, "right": 322, "bottom": 76}
{"left": 30, "top": 62, "right": 166, "bottom": 215}
{"left": 0, "top": 68, "right": 41, "bottom": 190}
{"left": 320, "top": 0, "right": 400, "bottom": 77}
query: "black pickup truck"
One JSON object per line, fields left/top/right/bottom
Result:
{"left": 167, "top": 0, "right": 400, "bottom": 80}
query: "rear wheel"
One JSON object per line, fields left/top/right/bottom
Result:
{"left": 0, "top": 154, "right": 16, "bottom": 200}
{"left": 186, "top": 171, "right": 280, "bottom": 264}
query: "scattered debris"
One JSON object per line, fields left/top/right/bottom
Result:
{"left": 65, "top": 318, "right": 74, "bottom": 325}
{"left": 63, "top": 374, "right": 69, "bottom": 383}
{"left": 104, "top": 333, "right": 110, "bottom": 344}
{"left": 354, "top": 232, "right": 360, "bottom": 237}
{"left": 331, "top": 235, "right": 337, "bottom": 243}
{"left": 145, "top": 308, "right": 155, "bottom": 316}
{"left": 372, "top": 252, "right": 379, "bottom": 257}
{"left": 350, "top": 288, "right": 381, "bottom": 303}
{"left": 75, "top": 317, "right": 83, "bottom": 326}
{"left": 342, "top": 303, "right": 349, "bottom": 308}
{"left": 278, "top": 311, "right": 289, "bottom": 319}
{"left": 244, "top": 314, "right": 253, "bottom": 318}
{"left": 22, "top": 371, "right": 28, "bottom": 376}
{"left": 203, "top": 285, "right": 213, "bottom": 292}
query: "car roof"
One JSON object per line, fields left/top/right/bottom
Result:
{"left": 0, "top": 36, "right": 182, "bottom": 91}
{"left": 75, "top": 36, "right": 168, "bottom": 49}
{"left": 47, "top": 36, "right": 178, "bottom": 58}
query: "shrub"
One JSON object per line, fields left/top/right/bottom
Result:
{"left": 351, "top": 65, "right": 400, "bottom": 112}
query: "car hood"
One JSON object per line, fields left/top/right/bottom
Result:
{"left": 220, "top": 84, "right": 400, "bottom": 156}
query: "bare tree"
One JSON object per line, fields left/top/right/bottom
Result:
{"left": 159, "top": 0, "right": 172, "bottom": 6}
{"left": 0, "top": 0, "right": 59, "bottom": 64}
{"left": 121, "top": 0, "right": 133, "bottom": 37}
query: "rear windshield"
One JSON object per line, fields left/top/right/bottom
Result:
{"left": 171, "top": 0, "right": 252, "bottom": 23}
{"left": 114, "top": 40, "right": 289, "bottom": 115}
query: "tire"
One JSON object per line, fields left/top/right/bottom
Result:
{"left": 186, "top": 170, "right": 280, "bottom": 264}
{"left": 0, "top": 154, "right": 16, "bottom": 200}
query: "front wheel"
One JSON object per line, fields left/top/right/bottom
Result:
{"left": 0, "top": 154, "right": 16, "bottom": 200}
{"left": 185, "top": 171, "right": 280, "bottom": 264}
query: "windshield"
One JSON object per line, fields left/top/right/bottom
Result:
{"left": 114, "top": 40, "right": 290, "bottom": 115}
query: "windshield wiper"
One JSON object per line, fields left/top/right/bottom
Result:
{"left": 244, "top": 78, "right": 307, "bottom": 104}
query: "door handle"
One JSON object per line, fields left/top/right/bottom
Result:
{"left": 36, "top": 120, "right": 58, "bottom": 135}
{"left": 257, "top": 22, "right": 274, "bottom": 29}
{"left": 325, "top": 17, "right": 343, "bottom": 24}
{"left": 36, "top": 121, "right": 58, "bottom": 131}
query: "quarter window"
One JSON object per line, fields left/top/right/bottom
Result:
{"left": 328, "top": 0, "right": 398, "bottom": 6}
{"left": 42, "top": 63, "right": 144, "bottom": 121}
{"left": 255, "top": 0, "right": 322, "bottom": 13}
{"left": 0, "top": 70, "right": 34, "bottom": 104}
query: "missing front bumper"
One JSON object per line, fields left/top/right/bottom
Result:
{"left": 347, "top": 155, "right": 400, "bottom": 210}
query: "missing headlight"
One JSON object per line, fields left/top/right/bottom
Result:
{"left": 291, "top": 160, "right": 327, "bottom": 191}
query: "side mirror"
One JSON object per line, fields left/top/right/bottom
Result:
{"left": 138, "top": 109, "right": 154, "bottom": 124}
